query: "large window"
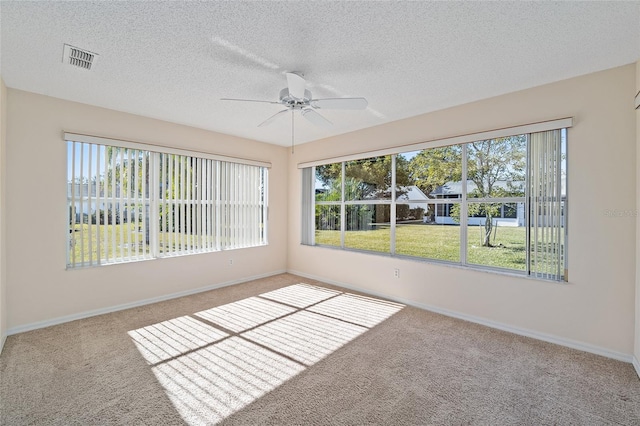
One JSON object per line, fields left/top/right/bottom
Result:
{"left": 304, "top": 125, "right": 567, "bottom": 281}
{"left": 67, "top": 135, "right": 268, "bottom": 268}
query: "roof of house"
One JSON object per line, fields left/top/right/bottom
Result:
{"left": 397, "top": 186, "right": 429, "bottom": 202}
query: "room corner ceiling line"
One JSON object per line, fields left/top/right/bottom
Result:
{"left": 297, "top": 117, "right": 573, "bottom": 169}
{"left": 63, "top": 132, "right": 272, "bottom": 169}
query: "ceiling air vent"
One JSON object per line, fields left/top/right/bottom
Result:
{"left": 62, "top": 44, "right": 98, "bottom": 70}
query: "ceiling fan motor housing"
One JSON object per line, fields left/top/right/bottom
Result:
{"left": 279, "top": 88, "right": 312, "bottom": 109}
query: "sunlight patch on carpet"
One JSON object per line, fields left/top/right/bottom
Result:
{"left": 194, "top": 296, "right": 296, "bottom": 333}
{"left": 307, "top": 293, "right": 405, "bottom": 328}
{"left": 152, "top": 337, "right": 305, "bottom": 426}
{"left": 129, "top": 283, "right": 404, "bottom": 425}
{"left": 128, "top": 316, "right": 229, "bottom": 364}
{"left": 259, "top": 283, "right": 340, "bottom": 308}
{"left": 241, "top": 310, "right": 367, "bottom": 365}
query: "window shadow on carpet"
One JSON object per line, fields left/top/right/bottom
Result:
{"left": 128, "top": 283, "right": 404, "bottom": 425}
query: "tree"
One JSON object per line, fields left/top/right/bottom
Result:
{"left": 408, "top": 146, "right": 462, "bottom": 196}
{"left": 315, "top": 156, "right": 413, "bottom": 229}
{"left": 407, "top": 146, "right": 462, "bottom": 222}
{"left": 406, "top": 138, "right": 526, "bottom": 247}
{"left": 463, "top": 136, "right": 526, "bottom": 247}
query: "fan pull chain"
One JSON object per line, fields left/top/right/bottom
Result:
{"left": 291, "top": 109, "right": 295, "bottom": 154}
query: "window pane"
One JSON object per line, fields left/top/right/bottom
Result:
{"left": 395, "top": 204, "right": 460, "bottom": 262}
{"left": 467, "top": 135, "right": 526, "bottom": 198}
{"left": 394, "top": 151, "right": 417, "bottom": 198}
{"left": 344, "top": 204, "right": 390, "bottom": 253}
{"left": 466, "top": 202, "right": 526, "bottom": 271}
{"left": 315, "top": 164, "right": 341, "bottom": 202}
{"left": 345, "top": 156, "right": 392, "bottom": 200}
{"left": 400, "top": 146, "right": 462, "bottom": 201}
{"left": 315, "top": 205, "right": 341, "bottom": 247}
{"left": 503, "top": 203, "right": 518, "bottom": 219}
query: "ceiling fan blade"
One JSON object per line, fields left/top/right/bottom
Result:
{"left": 286, "top": 72, "right": 306, "bottom": 100}
{"left": 311, "top": 97, "right": 368, "bottom": 110}
{"left": 220, "top": 98, "right": 279, "bottom": 104}
{"left": 301, "top": 108, "right": 332, "bottom": 128}
{"left": 257, "top": 109, "right": 289, "bottom": 127}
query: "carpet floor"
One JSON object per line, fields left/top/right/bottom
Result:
{"left": 1, "top": 273, "right": 639, "bottom": 425}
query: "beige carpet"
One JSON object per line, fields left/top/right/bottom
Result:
{"left": 1, "top": 273, "right": 639, "bottom": 425}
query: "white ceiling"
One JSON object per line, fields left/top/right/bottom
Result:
{"left": 1, "top": 1, "right": 639, "bottom": 147}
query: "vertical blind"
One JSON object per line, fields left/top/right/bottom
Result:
{"left": 528, "top": 129, "right": 566, "bottom": 281}
{"left": 300, "top": 167, "right": 314, "bottom": 245}
{"left": 67, "top": 139, "right": 268, "bottom": 268}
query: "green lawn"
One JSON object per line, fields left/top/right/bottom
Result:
{"left": 70, "top": 221, "right": 527, "bottom": 271}
{"left": 316, "top": 223, "right": 527, "bottom": 271}
{"left": 68, "top": 223, "right": 217, "bottom": 265}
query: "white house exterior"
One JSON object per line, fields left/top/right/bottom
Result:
{"left": 429, "top": 180, "right": 526, "bottom": 227}
{"left": 396, "top": 185, "right": 430, "bottom": 209}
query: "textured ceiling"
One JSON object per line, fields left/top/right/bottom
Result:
{"left": 1, "top": 1, "right": 639, "bottom": 147}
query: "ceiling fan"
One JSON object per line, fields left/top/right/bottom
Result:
{"left": 221, "top": 72, "right": 368, "bottom": 150}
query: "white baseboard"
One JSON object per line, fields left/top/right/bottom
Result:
{"left": 288, "top": 269, "right": 633, "bottom": 364}
{"left": 633, "top": 356, "right": 640, "bottom": 379}
{"left": 0, "top": 332, "right": 6, "bottom": 355}
{"left": 7, "top": 270, "right": 286, "bottom": 336}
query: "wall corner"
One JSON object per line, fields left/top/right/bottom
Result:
{"left": 0, "top": 77, "right": 7, "bottom": 354}
{"left": 634, "top": 59, "right": 640, "bottom": 375}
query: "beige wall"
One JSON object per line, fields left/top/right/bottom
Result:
{"left": 635, "top": 60, "right": 640, "bottom": 365}
{"left": 5, "top": 89, "right": 288, "bottom": 330}
{"left": 288, "top": 64, "right": 637, "bottom": 357}
{"left": 0, "top": 78, "right": 7, "bottom": 352}
{"left": 3, "top": 64, "right": 637, "bottom": 360}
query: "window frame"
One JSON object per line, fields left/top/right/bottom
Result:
{"left": 304, "top": 119, "right": 570, "bottom": 282}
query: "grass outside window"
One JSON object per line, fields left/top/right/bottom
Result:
{"left": 316, "top": 223, "right": 528, "bottom": 271}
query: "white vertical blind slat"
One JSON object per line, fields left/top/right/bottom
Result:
{"left": 195, "top": 158, "right": 201, "bottom": 252}
{"left": 95, "top": 145, "right": 101, "bottom": 264}
{"left": 134, "top": 150, "right": 140, "bottom": 260}
{"left": 88, "top": 144, "right": 93, "bottom": 266}
{"left": 141, "top": 152, "right": 147, "bottom": 258}
{"left": 103, "top": 146, "right": 109, "bottom": 263}
{"left": 127, "top": 149, "right": 133, "bottom": 262}
{"left": 216, "top": 162, "right": 221, "bottom": 251}
{"left": 186, "top": 156, "right": 192, "bottom": 252}
{"left": 70, "top": 144, "right": 77, "bottom": 268}
{"left": 111, "top": 148, "right": 117, "bottom": 262}
{"left": 80, "top": 143, "right": 85, "bottom": 266}
{"left": 170, "top": 154, "right": 176, "bottom": 254}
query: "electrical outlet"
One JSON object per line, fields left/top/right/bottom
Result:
{"left": 229, "top": 259, "right": 233, "bottom": 266}
{"left": 394, "top": 268, "right": 400, "bottom": 278}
